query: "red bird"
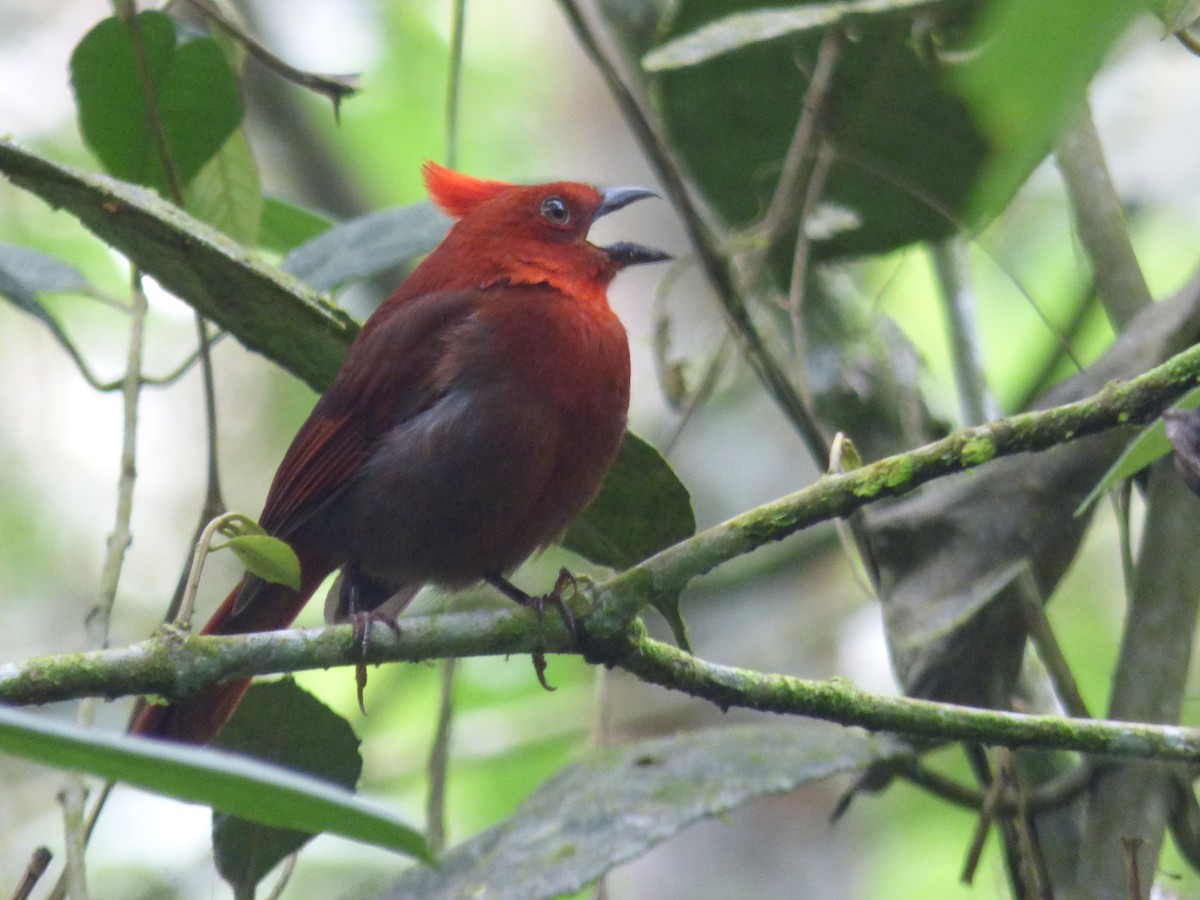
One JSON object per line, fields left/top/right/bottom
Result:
{"left": 132, "top": 163, "right": 668, "bottom": 744}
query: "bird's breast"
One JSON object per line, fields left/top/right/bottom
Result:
{"left": 334, "top": 285, "right": 631, "bottom": 589}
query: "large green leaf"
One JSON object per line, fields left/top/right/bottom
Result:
{"left": 954, "top": 0, "right": 1145, "bottom": 219}
{"left": 563, "top": 433, "right": 695, "bottom": 569}
{"left": 184, "top": 128, "right": 263, "bottom": 246}
{"left": 607, "top": 0, "right": 989, "bottom": 259}
{"left": 0, "top": 141, "right": 694, "bottom": 572}
{"left": 70, "top": 12, "right": 243, "bottom": 195}
{"left": 281, "top": 203, "right": 450, "bottom": 292}
{"left": 643, "top": 0, "right": 947, "bottom": 71}
{"left": 259, "top": 197, "right": 333, "bottom": 256}
{"left": 213, "top": 680, "right": 371, "bottom": 892}
{"left": 0, "top": 139, "right": 355, "bottom": 393}
{"left": 383, "top": 722, "right": 901, "bottom": 900}
{"left": 0, "top": 703, "right": 428, "bottom": 860}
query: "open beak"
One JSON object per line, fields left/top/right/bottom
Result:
{"left": 595, "top": 185, "right": 672, "bottom": 268}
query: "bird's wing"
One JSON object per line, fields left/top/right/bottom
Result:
{"left": 258, "top": 289, "right": 483, "bottom": 538}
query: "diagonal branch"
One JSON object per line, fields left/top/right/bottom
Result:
{"left": 3, "top": 333, "right": 1200, "bottom": 711}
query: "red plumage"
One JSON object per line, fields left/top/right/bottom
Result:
{"left": 132, "top": 164, "right": 667, "bottom": 744}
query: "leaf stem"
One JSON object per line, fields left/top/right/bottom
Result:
{"left": 1055, "top": 104, "right": 1152, "bottom": 330}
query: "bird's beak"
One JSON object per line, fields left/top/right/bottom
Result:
{"left": 595, "top": 185, "right": 659, "bottom": 218}
{"left": 595, "top": 185, "right": 672, "bottom": 268}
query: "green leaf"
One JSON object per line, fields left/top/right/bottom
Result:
{"left": 386, "top": 722, "right": 902, "bottom": 900}
{"left": 259, "top": 197, "right": 333, "bottom": 256}
{"left": 281, "top": 203, "right": 450, "bottom": 292}
{"left": 954, "top": 0, "right": 1144, "bottom": 220}
{"left": 212, "top": 680, "right": 372, "bottom": 892}
{"left": 0, "top": 139, "right": 356, "bottom": 393}
{"left": 1075, "top": 385, "right": 1200, "bottom": 516}
{"left": 1163, "top": 0, "right": 1200, "bottom": 30}
{"left": 0, "top": 243, "right": 90, "bottom": 301}
{"left": 70, "top": 12, "right": 243, "bottom": 194}
{"left": 0, "top": 703, "right": 429, "bottom": 861}
{"left": 184, "top": 128, "right": 262, "bottom": 246}
{"left": 614, "top": 0, "right": 989, "bottom": 259}
{"left": 0, "top": 243, "right": 97, "bottom": 374}
{"left": 219, "top": 535, "right": 302, "bottom": 590}
{"left": 643, "top": 0, "right": 946, "bottom": 71}
{"left": 563, "top": 433, "right": 695, "bottom": 570}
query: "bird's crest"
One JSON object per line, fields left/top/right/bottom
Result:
{"left": 423, "top": 161, "right": 514, "bottom": 220}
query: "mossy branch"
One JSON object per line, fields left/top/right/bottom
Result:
{"left": 3, "top": 307, "right": 1199, "bottom": 757}
{"left": 5, "top": 607, "right": 1200, "bottom": 766}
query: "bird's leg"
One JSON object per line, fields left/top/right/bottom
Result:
{"left": 341, "top": 568, "right": 402, "bottom": 714}
{"left": 486, "top": 568, "right": 579, "bottom": 692}
{"left": 487, "top": 569, "right": 579, "bottom": 637}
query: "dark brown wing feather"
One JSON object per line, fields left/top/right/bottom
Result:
{"left": 257, "top": 290, "right": 485, "bottom": 540}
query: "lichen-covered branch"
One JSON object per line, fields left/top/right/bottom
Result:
{"left": 6, "top": 608, "right": 1200, "bottom": 767}
{"left": 601, "top": 624, "right": 1200, "bottom": 763}
{"left": 3, "top": 336, "right": 1200, "bottom": 758}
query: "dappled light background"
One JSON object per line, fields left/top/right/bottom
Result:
{"left": 3, "top": 2, "right": 1200, "bottom": 899}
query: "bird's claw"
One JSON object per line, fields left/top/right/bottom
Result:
{"left": 531, "top": 652, "right": 554, "bottom": 691}
{"left": 488, "top": 568, "right": 585, "bottom": 692}
{"left": 527, "top": 568, "right": 584, "bottom": 691}
{"left": 351, "top": 612, "right": 402, "bottom": 715}
{"left": 537, "top": 569, "right": 579, "bottom": 642}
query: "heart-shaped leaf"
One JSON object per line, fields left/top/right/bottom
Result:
{"left": 70, "top": 12, "right": 242, "bottom": 194}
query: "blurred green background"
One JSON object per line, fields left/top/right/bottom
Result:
{"left": 3, "top": 1, "right": 1200, "bottom": 898}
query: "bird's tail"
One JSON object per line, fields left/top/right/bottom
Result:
{"left": 130, "top": 561, "right": 330, "bottom": 745}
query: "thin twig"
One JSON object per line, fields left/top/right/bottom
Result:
{"left": 1114, "top": 479, "right": 1137, "bottom": 608}
{"left": 661, "top": 331, "right": 733, "bottom": 455}
{"left": 423, "top": 0, "right": 468, "bottom": 857}
{"left": 960, "top": 751, "right": 1003, "bottom": 885}
{"left": 175, "top": 512, "right": 259, "bottom": 628}
{"left": 446, "top": 0, "right": 467, "bottom": 170}
{"left": 142, "top": 331, "right": 229, "bottom": 387}
{"left": 195, "top": 313, "right": 226, "bottom": 524}
{"left": 930, "top": 238, "right": 999, "bottom": 425}
{"left": 1055, "top": 104, "right": 1153, "bottom": 330}
{"left": 426, "top": 657, "right": 457, "bottom": 855}
{"left": 57, "top": 781, "right": 89, "bottom": 900}
{"left": 11, "top": 847, "right": 52, "bottom": 900}
{"left": 84, "top": 272, "right": 146, "bottom": 658}
{"left": 54, "top": 264, "right": 147, "bottom": 900}
{"left": 897, "top": 756, "right": 1101, "bottom": 814}
{"left": 182, "top": 0, "right": 359, "bottom": 115}
{"left": 262, "top": 852, "right": 298, "bottom": 900}
{"left": 1016, "top": 568, "right": 1090, "bottom": 719}
{"left": 786, "top": 138, "right": 836, "bottom": 401}
{"left": 67, "top": 330, "right": 228, "bottom": 393}
{"left": 1178, "top": 28, "right": 1200, "bottom": 56}
{"left": 751, "top": 29, "right": 843, "bottom": 270}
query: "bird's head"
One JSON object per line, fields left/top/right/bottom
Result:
{"left": 422, "top": 161, "right": 670, "bottom": 287}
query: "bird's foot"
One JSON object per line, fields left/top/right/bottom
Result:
{"left": 487, "top": 568, "right": 581, "bottom": 692}
{"left": 351, "top": 612, "right": 403, "bottom": 715}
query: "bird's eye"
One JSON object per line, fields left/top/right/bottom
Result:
{"left": 540, "top": 196, "right": 571, "bottom": 225}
